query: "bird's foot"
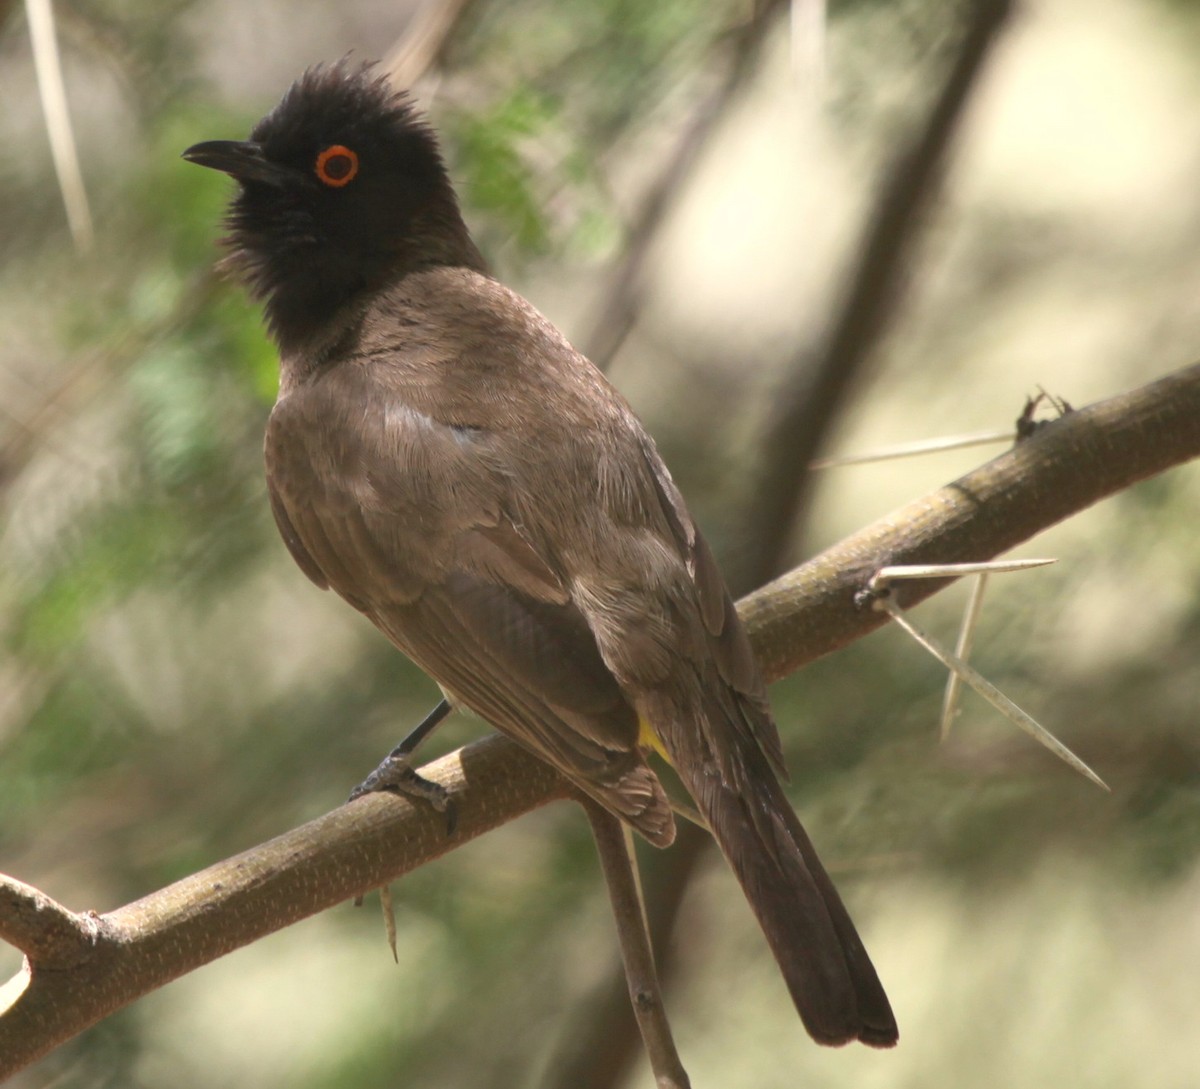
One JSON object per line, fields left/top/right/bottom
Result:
{"left": 349, "top": 754, "right": 457, "bottom": 835}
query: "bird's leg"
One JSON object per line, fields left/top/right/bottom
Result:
{"left": 349, "top": 699, "right": 455, "bottom": 829}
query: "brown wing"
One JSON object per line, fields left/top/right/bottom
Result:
{"left": 267, "top": 485, "right": 328, "bottom": 590}
{"left": 371, "top": 574, "right": 674, "bottom": 845}
{"left": 633, "top": 434, "right": 785, "bottom": 777}
{"left": 264, "top": 379, "right": 675, "bottom": 846}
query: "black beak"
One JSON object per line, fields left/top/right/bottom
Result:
{"left": 182, "top": 140, "right": 293, "bottom": 187}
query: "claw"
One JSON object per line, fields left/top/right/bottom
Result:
{"left": 349, "top": 756, "right": 456, "bottom": 834}
{"left": 349, "top": 699, "right": 457, "bottom": 829}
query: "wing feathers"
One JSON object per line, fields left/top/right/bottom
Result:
{"left": 371, "top": 582, "right": 675, "bottom": 846}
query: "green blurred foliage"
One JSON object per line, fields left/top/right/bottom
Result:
{"left": 452, "top": 87, "right": 563, "bottom": 254}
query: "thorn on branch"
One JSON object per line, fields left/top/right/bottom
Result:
{"left": 866, "top": 562, "right": 1110, "bottom": 792}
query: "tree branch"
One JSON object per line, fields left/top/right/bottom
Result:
{"left": 742, "top": 360, "right": 1200, "bottom": 680}
{"left": 0, "top": 738, "right": 567, "bottom": 1075}
{"left": 0, "top": 877, "right": 96, "bottom": 966}
{"left": 582, "top": 800, "right": 690, "bottom": 1089}
{"left": 2, "top": 360, "right": 1199, "bottom": 1077}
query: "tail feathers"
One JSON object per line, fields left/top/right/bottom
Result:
{"left": 697, "top": 771, "right": 898, "bottom": 1047}
{"left": 584, "top": 757, "right": 677, "bottom": 849}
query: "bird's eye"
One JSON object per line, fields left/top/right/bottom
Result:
{"left": 315, "top": 145, "right": 359, "bottom": 188}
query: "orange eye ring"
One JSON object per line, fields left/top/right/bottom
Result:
{"left": 315, "top": 145, "right": 359, "bottom": 188}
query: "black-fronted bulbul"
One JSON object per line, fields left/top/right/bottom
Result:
{"left": 183, "top": 61, "right": 897, "bottom": 1048}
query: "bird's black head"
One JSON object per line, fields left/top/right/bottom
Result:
{"left": 183, "top": 61, "right": 483, "bottom": 350}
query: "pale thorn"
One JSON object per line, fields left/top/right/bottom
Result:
{"left": 380, "top": 884, "right": 399, "bottom": 964}
{"left": 870, "top": 590, "right": 1109, "bottom": 792}
{"left": 25, "top": 0, "right": 94, "bottom": 251}
{"left": 810, "top": 429, "right": 1014, "bottom": 469}
{"left": 940, "top": 572, "right": 990, "bottom": 740}
{"left": 869, "top": 558, "right": 1056, "bottom": 588}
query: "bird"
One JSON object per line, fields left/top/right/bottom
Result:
{"left": 182, "top": 60, "right": 897, "bottom": 1049}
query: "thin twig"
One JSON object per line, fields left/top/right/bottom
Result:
{"left": 581, "top": 799, "right": 691, "bottom": 1089}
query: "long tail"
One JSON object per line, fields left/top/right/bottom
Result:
{"left": 683, "top": 748, "right": 897, "bottom": 1047}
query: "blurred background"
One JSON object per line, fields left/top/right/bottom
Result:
{"left": 2, "top": 0, "right": 1199, "bottom": 1086}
